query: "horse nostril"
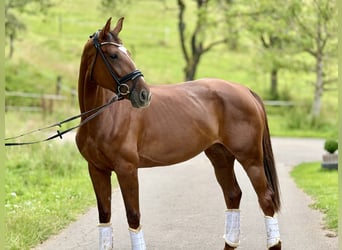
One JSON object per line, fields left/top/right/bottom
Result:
{"left": 140, "top": 89, "right": 148, "bottom": 102}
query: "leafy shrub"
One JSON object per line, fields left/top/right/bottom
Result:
{"left": 324, "top": 139, "right": 338, "bottom": 154}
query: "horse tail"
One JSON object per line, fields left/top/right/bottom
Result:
{"left": 250, "top": 90, "right": 281, "bottom": 212}
{"left": 262, "top": 113, "right": 281, "bottom": 212}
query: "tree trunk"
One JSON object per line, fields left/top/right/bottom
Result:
{"left": 177, "top": 0, "right": 228, "bottom": 81}
{"left": 184, "top": 57, "right": 200, "bottom": 81}
{"left": 311, "top": 52, "right": 324, "bottom": 119}
{"left": 270, "top": 68, "right": 278, "bottom": 99}
{"left": 8, "top": 34, "right": 14, "bottom": 59}
{"left": 184, "top": 64, "right": 195, "bottom": 81}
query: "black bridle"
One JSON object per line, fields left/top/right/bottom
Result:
{"left": 5, "top": 31, "right": 144, "bottom": 146}
{"left": 90, "top": 30, "right": 144, "bottom": 99}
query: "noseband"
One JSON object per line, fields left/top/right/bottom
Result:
{"left": 90, "top": 31, "right": 144, "bottom": 99}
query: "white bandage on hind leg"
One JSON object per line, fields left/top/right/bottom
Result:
{"left": 264, "top": 216, "right": 281, "bottom": 248}
{"left": 129, "top": 226, "right": 146, "bottom": 250}
{"left": 223, "top": 209, "right": 240, "bottom": 247}
{"left": 98, "top": 223, "right": 113, "bottom": 250}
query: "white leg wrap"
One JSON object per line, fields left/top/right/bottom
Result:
{"left": 98, "top": 223, "right": 113, "bottom": 250}
{"left": 129, "top": 226, "right": 146, "bottom": 250}
{"left": 223, "top": 209, "right": 240, "bottom": 247}
{"left": 265, "top": 216, "right": 281, "bottom": 248}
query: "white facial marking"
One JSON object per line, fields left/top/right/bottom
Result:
{"left": 119, "top": 46, "right": 128, "bottom": 55}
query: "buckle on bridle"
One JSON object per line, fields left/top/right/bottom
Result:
{"left": 118, "top": 84, "right": 130, "bottom": 96}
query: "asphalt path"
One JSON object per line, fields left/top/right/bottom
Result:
{"left": 34, "top": 137, "right": 338, "bottom": 250}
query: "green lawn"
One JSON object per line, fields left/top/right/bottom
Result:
{"left": 291, "top": 162, "right": 338, "bottom": 232}
{"left": 5, "top": 142, "right": 99, "bottom": 249}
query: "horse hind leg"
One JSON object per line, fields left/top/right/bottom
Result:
{"left": 205, "top": 143, "right": 242, "bottom": 209}
{"left": 205, "top": 143, "right": 242, "bottom": 249}
{"left": 238, "top": 154, "right": 281, "bottom": 249}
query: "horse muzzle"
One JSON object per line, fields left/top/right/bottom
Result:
{"left": 130, "top": 87, "right": 152, "bottom": 108}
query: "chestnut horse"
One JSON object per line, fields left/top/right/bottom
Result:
{"left": 76, "top": 17, "right": 281, "bottom": 250}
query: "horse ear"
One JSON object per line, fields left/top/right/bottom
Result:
{"left": 112, "top": 17, "right": 124, "bottom": 35}
{"left": 99, "top": 17, "right": 112, "bottom": 40}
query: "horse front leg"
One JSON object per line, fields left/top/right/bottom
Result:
{"left": 116, "top": 164, "right": 146, "bottom": 250}
{"left": 88, "top": 164, "right": 113, "bottom": 250}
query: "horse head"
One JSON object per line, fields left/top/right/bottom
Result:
{"left": 87, "top": 17, "right": 151, "bottom": 108}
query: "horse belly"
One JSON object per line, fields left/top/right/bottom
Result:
{"left": 138, "top": 124, "right": 218, "bottom": 167}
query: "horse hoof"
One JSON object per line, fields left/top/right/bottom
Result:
{"left": 269, "top": 241, "right": 281, "bottom": 250}
{"left": 224, "top": 243, "right": 237, "bottom": 250}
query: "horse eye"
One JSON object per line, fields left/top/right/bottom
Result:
{"left": 109, "top": 54, "right": 118, "bottom": 60}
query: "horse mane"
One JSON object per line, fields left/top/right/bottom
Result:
{"left": 78, "top": 40, "right": 94, "bottom": 113}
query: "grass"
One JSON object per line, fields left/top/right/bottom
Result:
{"left": 266, "top": 102, "right": 338, "bottom": 139}
{"left": 291, "top": 162, "right": 338, "bottom": 232}
{"left": 4, "top": 110, "right": 96, "bottom": 249}
{"left": 5, "top": 141, "right": 103, "bottom": 250}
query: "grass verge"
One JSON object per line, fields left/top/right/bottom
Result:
{"left": 5, "top": 141, "right": 102, "bottom": 250}
{"left": 291, "top": 162, "right": 338, "bottom": 232}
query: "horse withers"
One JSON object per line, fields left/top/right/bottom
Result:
{"left": 76, "top": 17, "right": 281, "bottom": 250}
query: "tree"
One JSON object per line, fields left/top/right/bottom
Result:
{"left": 290, "top": 0, "right": 337, "bottom": 119}
{"left": 5, "top": 0, "right": 53, "bottom": 58}
{"left": 98, "top": 0, "right": 131, "bottom": 17}
{"left": 246, "top": 0, "right": 298, "bottom": 99}
{"left": 177, "top": 0, "right": 228, "bottom": 81}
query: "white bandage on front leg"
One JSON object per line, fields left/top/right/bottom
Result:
{"left": 264, "top": 216, "right": 281, "bottom": 248}
{"left": 223, "top": 209, "right": 240, "bottom": 247}
{"left": 98, "top": 223, "right": 113, "bottom": 250}
{"left": 129, "top": 226, "right": 146, "bottom": 250}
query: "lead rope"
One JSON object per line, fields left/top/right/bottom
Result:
{"left": 4, "top": 95, "right": 119, "bottom": 146}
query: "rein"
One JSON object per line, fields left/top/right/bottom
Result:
{"left": 4, "top": 95, "right": 119, "bottom": 146}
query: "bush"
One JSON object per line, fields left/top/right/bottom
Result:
{"left": 324, "top": 139, "right": 338, "bottom": 154}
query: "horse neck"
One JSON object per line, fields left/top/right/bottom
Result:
{"left": 80, "top": 83, "right": 110, "bottom": 114}
{"left": 78, "top": 55, "right": 109, "bottom": 113}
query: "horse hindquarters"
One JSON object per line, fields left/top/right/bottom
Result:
{"left": 250, "top": 90, "right": 281, "bottom": 249}
{"left": 248, "top": 90, "right": 281, "bottom": 213}
{"left": 212, "top": 89, "right": 281, "bottom": 249}
{"left": 235, "top": 93, "right": 281, "bottom": 249}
